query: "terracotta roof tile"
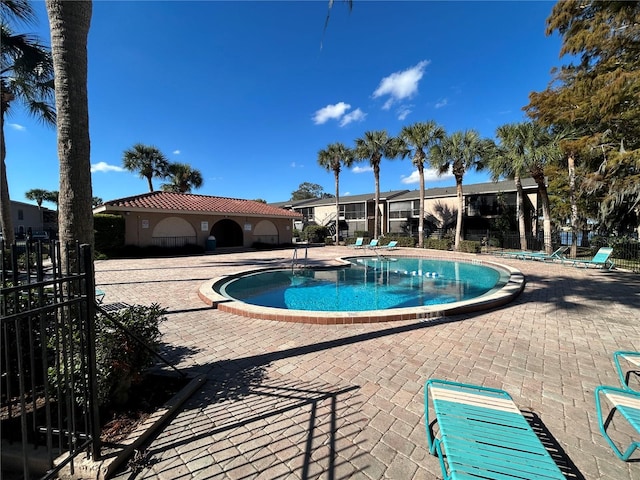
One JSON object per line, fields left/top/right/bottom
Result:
{"left": 101, "top": 192, "right": 301, "bottom": 218}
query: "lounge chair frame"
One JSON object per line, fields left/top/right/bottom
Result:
{"left": 424, "top": 379, "right": 565, "bottom": 480}
{"left": 594, "top": 385, "right": 640, "bottom": 461}
{"left": 614, "top": 351, "right": 640, "bottom": 391}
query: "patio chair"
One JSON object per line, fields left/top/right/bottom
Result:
{"left": 520, "top": 246, "right": 569, "bottom": 262}
{"left": 565, "top": 246, "right": 615, "bottom": 270}
{"left": 95, "top": 288, "right": 106, "bottom": 304}
{"left": 614, "top": 351, "right": 640, "bottom": 391}
{"left": 594, "top": 385, "right": 640, "bottom": 461}
{"left": 366, "top": 239, "right": 379, "bottom": 249}
{"left": 348, "top": 237, "right": 364, "bottom": 248}
{"left": 380, "top": 240, "right": 398, "bottom": 250}
{"left": 424, "top": 379, "right": 565, "bottom": 480}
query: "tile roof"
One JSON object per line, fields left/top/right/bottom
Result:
{"left": 98, "top": 191, "right": 302, "bottom": 218}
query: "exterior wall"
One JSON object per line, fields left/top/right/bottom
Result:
{"left": 10, "top": 202, "right": 44, "bottom": 238}
{"left": 121, "top": 212, "right": 294, "bottom": 248}
{"left": 313, "top": 205, "right": 335, "bottom": 226}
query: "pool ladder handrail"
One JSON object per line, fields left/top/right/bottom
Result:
{"left": 292, "top": 244, "right": 309, "bottom": 272}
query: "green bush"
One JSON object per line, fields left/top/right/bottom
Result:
{"left": 48, "top": 303, "right": 167, "bottom": 408}
{"left": 424, "top": 238, "right": 452, "bottom": 251}
{"left": 379, "top": 235, "right": 415, "bottom": 247}
{"left": 353, "top": 230, "right": 370, "bottom": 238}
{"left": 303, "top": 225, "right": 329, "bottom": 243}
{"left": 458, "top": 240, "right": 481, "bottom": 253}
{"left": 95, "top": 304, "right": 167, "bottom": 406}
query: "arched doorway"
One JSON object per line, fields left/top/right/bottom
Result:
{"left": 152, "top": 217, "right": 196, "bottom": 247}
{"left": 253, "top": 220, "right": 279, "bottom": 244}
{"left": 211, "top": 219, "right": 243, "bottom": 247}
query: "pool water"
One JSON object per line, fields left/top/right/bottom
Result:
{"left": 220, "top": 257, "right": 506, "bottom": 312}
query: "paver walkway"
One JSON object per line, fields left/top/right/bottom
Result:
{"left": 95, "top": 246, "right": 640, "bottom": 479}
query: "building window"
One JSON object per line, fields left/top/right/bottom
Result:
{"left": 389, "top": 201, "right": 419, "bottom": 219}
{"left": 344, "top": 203, "right": 365, "bottom": 220}
{"left": 18, "top": 209, "right": 24, "bottom": 221}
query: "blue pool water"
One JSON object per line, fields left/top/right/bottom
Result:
{"left": 220, "top": 257, "right": 506, "bottom": 312}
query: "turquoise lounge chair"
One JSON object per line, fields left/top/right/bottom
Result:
{"left": 348, "top": 237, "right": 364, "bottom": 248}
{"left": 381, "top": 240, "right": 398, "bottom": 250}
{"left": 595, "top": 385, "right": 640, "bottom": 461}
{"left": 425, "top": 379, "right": 565, "bottom": 479}
{"left": 366, "top": 239, "right": 379, "bottom": 249}
{"left": 566, "top": 246, "right": 615, "bottom": 270}
{"left": 521, "top": 246, "right": 569, "bottom": 262}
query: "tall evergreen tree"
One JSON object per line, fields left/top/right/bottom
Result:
{"left": 526, "top": 0, "right": 640, "bottom": 231}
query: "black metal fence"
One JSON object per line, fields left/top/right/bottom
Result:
{"left": 485, "top": 230, "right": 640, "bottom": 273}
{"left": 1, "top": 240, "right": 100, "bottom": 479}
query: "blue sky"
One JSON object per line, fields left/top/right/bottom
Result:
{"left": 5, "top": 0, "right": 562, "bottom": 206}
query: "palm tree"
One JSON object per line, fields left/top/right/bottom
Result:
{"left": 25, "top": 187, "right": 50, "bottom": 207}
{"left": 400, "top": 121, "right": 445, "bottom": 247}
{"left": 354, "top": 130, "right": 405, "bottom": 239}
{"left": 161, "top": 162, "right": 203, "bottom": 193}
{"left": 1, "top": 0, "right": 55, "bottom": 245}
{"left": 489, "top": 123, "right": 530, "bottom": 250}
{"left": 317, "top": 142, "right": 354, "bottom": 241}
{"left": 430, "top": 130, "right": 488, "bottom": 251}
{"left": 122, "top": 143, "right": 169, "bottom": 192}
{"left": 46, "top": 0, "right": 93, "bottom": 255}
{"left": 522, "top": 123, "right": 561, "bottom": 254}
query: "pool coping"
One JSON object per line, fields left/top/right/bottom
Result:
{"left": 197, "top": 254, "right": 525, "bottom": 324}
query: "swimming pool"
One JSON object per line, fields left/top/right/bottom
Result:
{"left": 201, "top": 256, "right": 525, "bottom": 324}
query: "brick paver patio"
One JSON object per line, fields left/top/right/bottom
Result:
{"left": 96, "top": 246, "right": 640, "bottom": 479}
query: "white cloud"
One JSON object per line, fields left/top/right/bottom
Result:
{"left": 401, "top": 167, "right": 453, "bottom": 185}
{"left": 290, "top": 162, "right": 303, "bottom": 168}
{"left": 339, "top": 108, "right": 366, "bottom": 127}
{"left": 91, "top": 162, "right": 125, "bottom": 173}
{"left": 173, "top": 149, "right": 181, "bottom": 155}
{"left": 352, "top": 165, "right": 373, "bottom": 174}
{"left": 373, "top": 60, "right": 430, "bottom": 109}
{"left": 312, "top": 102, "right": 351, "bottom": 125}
{"left": 396, "top": 105, "right": 413, "bottom": 121}
{"left": 435, "top": 98, "right": 448, "bottom": 109}
{"left": 8, "top": 123, "right": 25, "bottom": 131}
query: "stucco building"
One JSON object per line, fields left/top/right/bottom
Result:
{"left": 94, "top": 191, "right": 302, "bottom": 249}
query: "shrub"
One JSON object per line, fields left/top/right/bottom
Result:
{"left": 458, "top": 240, "right": 481, "bottom": 253}
{"left": 95, "top": 304, "right": 167, "bottom": 406}
{"left": 48, "top": 303, "right": 167, "bottom": 407}
{"left": 424, "top": 238, "right": 452, "bottom": 251}
{"left": 303, "top": 225, "right": 329, "bottom": 243}
{"left": 379, "top": 235, "right": 415, "bottom": 247}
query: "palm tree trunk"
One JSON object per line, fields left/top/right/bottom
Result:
{"left": 538, "top": 183, "right": 552, "bottom": 254}
{"left": 334, "top": 170, "right": 340, "bottom": 242}
{"left": 515, "top": 175, "right": 527, "bottom": 250}
{"left": 46, "top": 0, "right": 94, "bottom": 259}
{"left": 455, "top": 177, "right": 463, "bottom": 251}
{"left": 418, "top": 164, "right": 425, "bottom": 248}
{"left": 568, "top": 153, "right": 578, "bottom": 257}
{"left": 0, "top": 109, "right": 15, "bottom": 246}
{"left": 374, "top": 169, "right": 380, "bottom": 239}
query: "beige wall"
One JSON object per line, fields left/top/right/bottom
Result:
{"left": 121, "top": 212, "right": 294, "bottom": 248}
{"left": 424, "top": 197, "right": 458, "bottom": 228}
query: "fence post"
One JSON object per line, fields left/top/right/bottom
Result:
{"left": 81, "top": 244, "right": 101, "bottom": 460}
